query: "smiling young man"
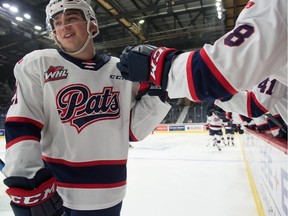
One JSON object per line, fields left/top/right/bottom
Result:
{"left": 2, "top": 0, "right": 171, "bottom": 215}
{"left": 51, "top": 9, "right": 96, "bottom": 59}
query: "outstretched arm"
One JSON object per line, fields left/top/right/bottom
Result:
{"left": 117, "top": 0, "right": 287, "bottom": 102}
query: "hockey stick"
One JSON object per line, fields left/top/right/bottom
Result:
{"left": 265, "top": 113, "right": 287, "bottom": 134}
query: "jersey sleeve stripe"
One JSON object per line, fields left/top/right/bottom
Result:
{"left": 57, "top": 181, "right": 126, "bottom": 189}
{"left": 129, "top": 130, "right": 138, "bottom": 142}
{"left": 247, "top": 92, "right": 269, "bottom": 117}
{"left": 5, "top": 121, "right": 42, "bottom": 145}
{"left": 6, "top": 136, "right": 40, "bottom": 149}
{"left": 186, "top": 51, "right": 201, "bottom": 102}
{"left": 199, "top": 48, "right": 238, "bottom": 95}
{"left": 6, "top": 117, "right": 44, "bottom": 129}
{"left": 251, "top": 92, "right": 268, "bottom": 113}
{"left": 247, "top": 91, "right": 252, "bottom": 118}
{"left": 187, "top": 50, "right": 237, "bottom": 101}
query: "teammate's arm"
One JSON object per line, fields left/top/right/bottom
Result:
{"left": 117, "top": 0, "right": 286, "bottom": 102}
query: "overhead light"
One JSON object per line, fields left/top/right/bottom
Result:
{"left": 138, "top": 19, "right": 145, "bottom": 24}
{"left": 16, "top": 17, "right": 23, "bottom": 22}
{"left": 34, "top": 25, "right": 42, "bottom": 31}
{"left": 215, "top": 0, "right": 222, "bottom": 18}
{"left": 218, "top": 11, "right": 222, "bottom": 19}
{"left": 2, "top": 3, "right": 10, "bottom": 8}
{"left": 9, "top": 6, "right": 18, "bottom": 13}
{"left": 24, "top": 14, "right": 31, "bottom": 19}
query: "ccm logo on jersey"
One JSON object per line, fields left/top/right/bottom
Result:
{"left": 44, "top": 66, "right": 68, "bottom": 83}
{"left": 6, "top": 179, "right": 56, "bottom": 207}
{"left": 110, "top": 75, "right": 124, "bottom": 80}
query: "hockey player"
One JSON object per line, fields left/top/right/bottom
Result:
{"left": 214, "top": 78, "right": 287, "bottom": 138}
{"left": 215, "top": 78, "right": 287, "bottom": 125}
{"left": 116, "top": 0, "right": 287, "bottom": 105}
{"left": 206, "top": 109, "right": 223, "bottom": 151}
{"left": 219, "top": 112, "right": 235, "bottom": 146}
{"left": 2, "top": 0, "right": 171, "bottom": 216}
{"left": 205, "top": 103, "right": 224, "bottom": 150}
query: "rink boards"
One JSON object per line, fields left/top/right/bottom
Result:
{"left": 241, "top": 129, "right": 287, "bottom": 216}
{"left": 153, "top": 124, "right": 288, "bottom": 216}
{"left": 154, "top": 123, "right": 207, "bottom": 134}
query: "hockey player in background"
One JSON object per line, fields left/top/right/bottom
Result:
{"left": 116, "top": 0, "right": 287, "bottom": 107}
{"left": 220, "top": 112, "right": 235, "bottom": 146}
{"left": 205, "top": 105, "right": 223, "bottom": 151}
{"left": 2, "top": 0, "right": 171, "bottom": 215}
{"left": 210, "top": 105, "right": 236, "bottom": 146}
{"left": 214, "top": 77, "right": 287, "bottom": 139}
{"left": 214, "top": 78, "right": 287, "bottom": 127}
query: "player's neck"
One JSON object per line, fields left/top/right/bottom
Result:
{"left": 69, "top": 40, "right": 96, "bottom": 61}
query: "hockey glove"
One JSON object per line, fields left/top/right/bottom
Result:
{"left": 204, "top": 124, "right": 209, "bottom": 130}
{"left": 238, "top": 127, "right": 244, "bottom": 134}
{"left": 116, "top": 44, "right": 182, "bottom": 91}
{"left": 4, "top": 168, "right": 64, "bottom": 216}
{"left": 135, "top": 82, "right": 168, "bottom": 102}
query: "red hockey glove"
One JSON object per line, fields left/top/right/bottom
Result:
{"left": 116, "top": 44, "right": 182, "bottom": 91}
{"left": 4, "top": 168, "right": 64, "bottom": 216}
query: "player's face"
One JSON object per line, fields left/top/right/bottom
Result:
{"left": 52, "top": 10, "right": 89, "bottom": 53}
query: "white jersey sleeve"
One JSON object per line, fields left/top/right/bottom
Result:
{"left": 167, "top": 0, "right": 287, "bottom": 101}
{"left": 274, "top": 98, "right": 288, "bottom": 124}
{"left": 129, "top": 94, "right": 170, "bottom": 141}
{"left": 214, "top": 78, "right": 287, "bottom": 118}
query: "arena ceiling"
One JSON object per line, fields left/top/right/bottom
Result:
{"left": 0, "top": 0, "right": 248, "bottom": 87}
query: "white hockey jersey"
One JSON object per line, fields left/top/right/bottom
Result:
{"left": 206, "top": 113, "right": 223, "bottom": 131}
{"left": 3, "top": 49, "right": 171, "bottom": 210}
{"left": 166, "top": 0, "right": 287, "bottom": 101}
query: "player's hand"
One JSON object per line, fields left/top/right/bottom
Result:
{"left": 4, "top": 168, "right": 64, "bottom": 216}
{"left": 135, "top": 82, "right": 168, "bottom": 102}
{"left": 116, "top": 44, "right": 181, "bottom": 90}
{"left": 117, "top": 45, "right": 156, "bottom": 82}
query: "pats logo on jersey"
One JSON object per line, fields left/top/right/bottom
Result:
{"left": 56, "top": 84, "right": 120, "bottom": 133}
{"left": 44, "top": 66, "right": 68, "bottom": 83}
